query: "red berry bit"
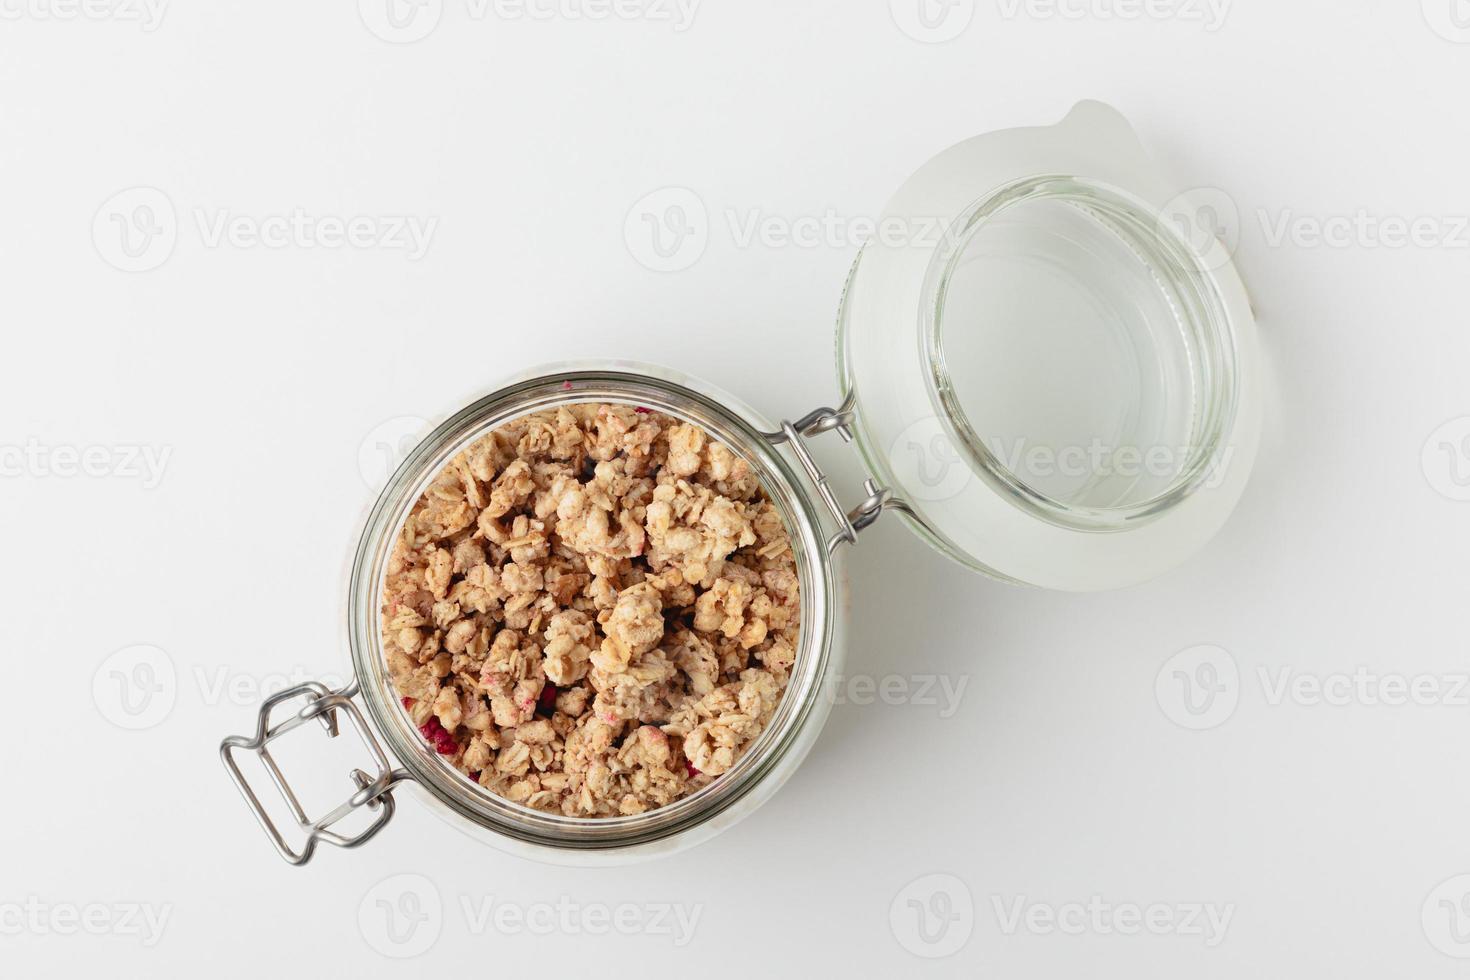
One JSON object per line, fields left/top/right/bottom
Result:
{"left": 418, "top": 715, "right": 458, "bottom": 755}
{"left": 401, "top": 697, "right": 415, "bottom": 710}
{"left": 685, "top": 761, "right": 701, "bottom": 779}
{"left": 537, "top": 683, "right": 558, "bottom": 716}
{"left": 634, "top": 406, "right": 652, "bottom": 414}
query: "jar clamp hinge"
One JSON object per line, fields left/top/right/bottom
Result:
{"left": 765, "top": 392, "right": 914, "bottom": 556}
{"left": 220, "top": 681, "right": 412, "bottom": 866}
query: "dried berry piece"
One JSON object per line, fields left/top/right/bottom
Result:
{"left": 419, "top": 716, "right": 458, "bottom": 755}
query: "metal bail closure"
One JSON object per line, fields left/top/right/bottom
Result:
{"left": 220, "top": 680, "right": 410, "bottom": 866}
{"left": 764, "top": 393, "right": 914, "bottom": 556}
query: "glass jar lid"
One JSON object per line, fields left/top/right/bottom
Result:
{"left": 838, "top": 101, "right": 1261, "bottom": 591}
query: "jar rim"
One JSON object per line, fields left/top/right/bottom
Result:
{"left": 346, "top": 365, "right": 840, "bottom": 856}
{"left": 922, "top": 175, "right": 1241, "bottom": 533}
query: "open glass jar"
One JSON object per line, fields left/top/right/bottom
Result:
{"left": 220, "top": 101, "right": 1261, "bottom": 865}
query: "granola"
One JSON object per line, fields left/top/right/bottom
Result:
{"left": 382, "top": 403, "right": 801, "bottom": 817}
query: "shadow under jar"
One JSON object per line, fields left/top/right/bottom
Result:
{"left": 220, "top": 100, "right": 1263, "bottom": 866}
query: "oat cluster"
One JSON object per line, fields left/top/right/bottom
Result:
{"left": 382, "top": 403, "right": 801, "bottom": 817}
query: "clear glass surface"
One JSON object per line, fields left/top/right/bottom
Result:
{"left": 926, "top": 177, "right": 1239, "bottom": 532}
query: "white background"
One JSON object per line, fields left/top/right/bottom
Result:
{"left": 2, "top": 0, "right": 1468, "bottom": 976}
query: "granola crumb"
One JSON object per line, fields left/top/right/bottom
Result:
{"left": 382, "top": 403, "right": 801, "bottom": 818}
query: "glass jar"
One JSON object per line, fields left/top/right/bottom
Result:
{"left": 220, "top": 100, "right": 1261, "bottom": 865}
{"left": 838, "top": 100, "right": 1260, "bottom": 590}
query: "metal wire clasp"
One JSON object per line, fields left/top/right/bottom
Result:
{"left": 220, "top": 681, "right": 411, "bottom": 866}
{"left": 764, "top": 393, "right": 910, "bottom": 555}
